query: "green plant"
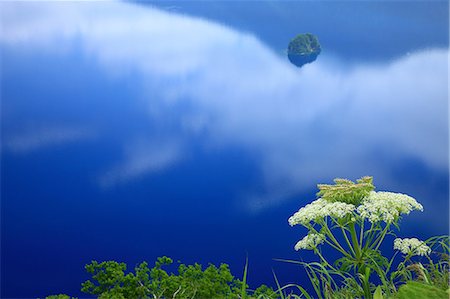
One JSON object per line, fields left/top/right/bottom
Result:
{"left": 45, "top": 295, "right": 77, "bottom": 299}
{"left": 287, "top": 176, "right": 448, "bottom": 299}
{"left": 44, "top": 176, "right": 449, "bottom": 299}
{"left": 78, "top": 256, "right": 277, "bottom": 299}
{"left": 395, "top": 281, "right": 448, "bottom": 299}
{"left": 391, "top": 235, "right": 449, "bottom": 291}
{"left": 373, "top": 286, "right": 383, "bottom": 299}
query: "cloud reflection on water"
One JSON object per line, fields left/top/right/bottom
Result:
{"left": 1, "top": 2, "right": 447, "bottom": 211}
{"left": 98, "top": 139, "right": 182, "bottom": 189}
{"left": 4, "top": 126, "right": 94, "bottom": 154}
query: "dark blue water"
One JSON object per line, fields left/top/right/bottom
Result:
{"left": 1, "top": 1, "right": 448, "bottom": 298}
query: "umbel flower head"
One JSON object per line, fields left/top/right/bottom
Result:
{"left": 289, "top": 176, "right": 425, "bottom": 253}
{"left": 294, "top": 233, "right": 326, "bottom": 251}
{"left": 357, "top": 191, "right": 423, "bottom": 223}
{"left": 288, "top": 198, "right": 355, "bottom": 226}
{"left": 394, "top": 238, "right": 431, "bottom": 256}
{"left": 289, "top": 176, "right": 374, "bottom": 227}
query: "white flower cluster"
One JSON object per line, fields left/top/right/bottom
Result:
{"left": 294, "top": 233, "right": 326, "bottom": 251}
{"left": 393, "top": 238, "right": 431, "bottom": 256}
{"left": 288, "top": 198, "right": 355, "bottom": 226}
{"left": 356, "top": 191, "right": 423, "bottom": 223}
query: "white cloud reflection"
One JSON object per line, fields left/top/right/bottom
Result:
{"left": 98, "top": 139, "right": 181, "bottom": 189}
{"left": 4, "top": 126, "right": 93, "bottom": 154}
{"left": 1, "top": 2, "right": 447, "bottom": 210}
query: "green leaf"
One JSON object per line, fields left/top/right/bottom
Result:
{"left": 241, "top": 256, "right": 249, "bottom": 299}
{"left": 373, "top": 286, "right": 383, "bottom": 299}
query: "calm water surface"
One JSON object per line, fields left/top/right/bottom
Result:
{"left": 1, "top": 1, "right": 448, "bottom": 297}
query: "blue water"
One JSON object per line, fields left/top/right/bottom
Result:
{"left": 1, "top": 1, "right": 448, "bottom": 298}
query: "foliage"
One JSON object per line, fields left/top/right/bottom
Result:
{"left": 46, "top": 176, "right": 448, "bottom": 299}
{"left": 287, "top": 33, "right": 321, "bottom": 56}
{"left": 394, "top": 281, "right": 448, "bottom": 299}
{"left": 373, "top": 286, "right": 383, "bottom": 299}
{"left": 287, "top": 33, "right": 321, "bottom": 67}
{"left": 45, "top": 295, "right": 77, "bottom": 299}
{"left": 391, "top": 235, "right": 449, "bottom": 290}
{"left": 252, "top": 284, "right": 279, "bottom": 298}
{"left": 287, "top": 176, "right": 449, "bottom": 299}
{"left": 78, "top": 256, "right": 276, "bottom": 299}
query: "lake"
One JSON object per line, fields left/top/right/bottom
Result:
{"left": 1, "top": 1, "right": 448, "bottom": 297}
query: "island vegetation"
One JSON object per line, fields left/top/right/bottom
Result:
{"left": 45, "top": 177, "right": 448, "bottom": 299}
{"left": 287, "top": 33, "right": 321, "bottom": 67}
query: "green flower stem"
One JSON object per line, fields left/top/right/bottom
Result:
{"left": 361, "top": 267, "right": 372, "bottom": 299}
{"left": 325, "top": 239, "right": 352, "bottom": 258}
{"left": 349, "top": 221, "right": 373, "bottom": 298}
{"left": 371, "top": 223, "right": 391, "bottom": 251}
{"left": 320, "top": 220, "right": 352, "bottom": 257}
{"left": 340, "top": 226, "right": 357, "bottom": 257}
{"left": 349, "top": 222, "right": 362, "bottom": 259}
{"left": 330, "top": 217, "right": 357, "bottom": 257}
{"left": 314, "top": 249, "right": 339, "bottom": 272}
{"left": 359, "top": 219, "right": 365, "bottom": 249}
{"left": 395, "top": 257, "right": 413, "bottom": 282}
{"left": 402, "top": 252, "right": 414, "bottom": 265}
{"left": 308, "top": 225, "right": 352, "bottom": 258}
{"left": 363, "top": 222, "right": 376, "bottom": 251}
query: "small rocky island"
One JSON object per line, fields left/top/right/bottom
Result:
{"left": 287, "top": 33, "right": 321, "bottom": 67}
